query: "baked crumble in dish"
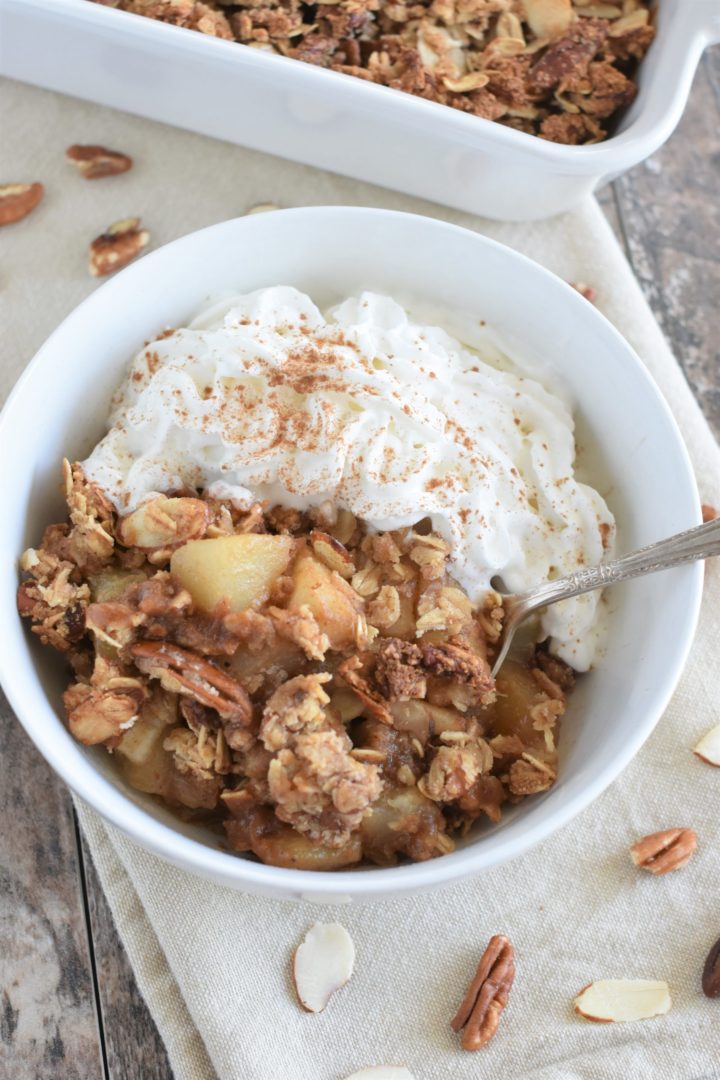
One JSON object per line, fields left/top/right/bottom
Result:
{"left": 18, "top": 468, "right": 575, "bottom": 868}
{"left": 93, "top": 0, "right": 655, "bottom": 144}
{"left": 17, "top": 287, "right": 613, "bottom": 869}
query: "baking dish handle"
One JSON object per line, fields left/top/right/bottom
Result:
{"left": 689, "top": 0, "right": 720, "bottom": 45}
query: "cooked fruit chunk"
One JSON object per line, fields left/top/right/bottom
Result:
{"left": 360, "top": 784, "right": 451, "bottom": 865}
{"left": 171, "top": 534, "right": 293, "bottom": 613}
{"left": 225, "top": 806, "right": 362, "bottom": 869}
{"left": 491, "top": 660, "right": 545, "bottom": 745}
{"left": 88, "top": 567, "right": 148, "bottom": 603}
{"left": 115, "top": 691, "right": 176, "bottom": 794}
{"left": 288, "top": 549, "right": 363, "bottom": 651}
{"left": 228, "top": 635, "right": 306, "bottom": 689}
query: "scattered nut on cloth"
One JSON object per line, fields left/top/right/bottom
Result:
{"left": 3, "top": 79, "right": 720, "bottom": 1080}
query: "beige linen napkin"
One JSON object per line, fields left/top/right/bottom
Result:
{"left": 3, "top": 77, "right": 720, "bottom": 1080}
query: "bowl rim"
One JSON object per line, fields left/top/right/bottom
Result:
{"left": 0, "top": 206, "right": 703, "bottom": 899}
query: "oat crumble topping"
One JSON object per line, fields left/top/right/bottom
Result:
{"left": 93, "top": 0, "right": 655, "bottom": 143}
{"left": 18, "top": 463, "right": 576, "bottom": 869}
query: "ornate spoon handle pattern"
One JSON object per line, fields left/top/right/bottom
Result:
{"left": 492, "top": 515, "right": 720, "bottom": 676}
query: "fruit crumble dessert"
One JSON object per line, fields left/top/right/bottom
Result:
{"left": 93, "top": 0, "right": 655, "bottom": 144}
{"left": 17, "top": 287, "right": 614, "bottom": 869}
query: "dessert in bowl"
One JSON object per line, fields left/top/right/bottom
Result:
{"left": 0, "top": 208, "right": 701, "bottom": 901}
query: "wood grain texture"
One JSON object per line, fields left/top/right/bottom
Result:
{"left": 0, "top": 689, "right": 104, "bottom": 1080}
{"left": 613, "top": 56, "right": 720, "bottom": 443}
{"left": 0, "top": 44, "right": 718, "bottom": 1080}
{"left": 79, "top": 835, "right": 175, "bottom": 1080}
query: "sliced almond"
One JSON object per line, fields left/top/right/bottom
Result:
{"left": 116, "top": 495, "right": 208, "bottom": 550}
{"left": 293, "top": 922, "right": 355, "bottom": 1013}
{"left": 485, "top": 36, "right": 527, "bottom": 57}
{"left": 0, "top": 182, "right": 44, "bottom": 227}
{"left": 246, "top": 202, "right": 279, "bottom": 214}
{"left": 607, "top": 8, "right": 649, "bottom": 35}
{"left": 574, "top": 979, "right": 671, "bottom": 1023}
{"left": 350, "top": 747, "right": 387, "bottom": 763}
{"left": 442, "top": 72, "right": 490, "bottom": 92}
{"left": 344, "top": 1070, "right": 415, "bottom": 1080}
{"left": 693, "top": 724, "right": 720, "bottom": 767}
{"left": 310, "top": 530, "right": 355, "bottom": 578}
{"left": 521, "top": 0, "right": 574, "bottom": 41}
{"left": 575, "top": 3, "right": 621, "bottom": 15}
{"left": 496, "top": 11, "right": 524, "bottom": 40}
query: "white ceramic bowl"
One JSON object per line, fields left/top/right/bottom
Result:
{"left": 1, "top": 0, "right": 719, "bottom": 220}
{"left": 0, "top": 208, "right": 702, "bottom": 903}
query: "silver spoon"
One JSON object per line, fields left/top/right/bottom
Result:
{"left": 491, "top": 514, "right": 720, "bottom": 677}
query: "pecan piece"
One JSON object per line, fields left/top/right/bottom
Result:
{"left": 702, "top": 504, "right": 718, "bottom": 523}
{"left": 529, "top": 18, "right": 608, "bottom": 93}
{"left": 337, "top": 654, "right": 393, "bottom": 724}
{"left": 66, "top": 144, "right": 133, "bottom": 179}
{"left": 89, "top": 217, "right": 150, "bottom": 276}
{"left": 702, "top": 935, "right": 720, "bottom": 998}
{"left": 0, "top": 182, "right": 44, "bottom": 227}
{"left": 451, "top": 935, "right": 515, "bottom": 1051}
{"left": 128, "top": 640, "right": 252, "bottom": 727}
{"left": 630, "top": 828, "right": 697, "bottom": 875}
{"left": 570, "top": 281, "right": 597, "bottom": 304}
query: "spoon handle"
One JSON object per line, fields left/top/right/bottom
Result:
{"left": 515, "top": 514, "right": 720, "bottom": 613}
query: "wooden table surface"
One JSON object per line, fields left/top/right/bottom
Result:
{"left": 2, "top": 50, "right": 719, "bottom": 1080}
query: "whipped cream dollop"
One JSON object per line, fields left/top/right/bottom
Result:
{"left": 83, "top": 286, "right": 615, "bottom": 669}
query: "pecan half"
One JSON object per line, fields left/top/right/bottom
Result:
{"left": 702, "top": 935, "right": 720, "bottom": 998}
{"left": 128, "top": 640, "right": 252, "bottom": 726}
{"left": 89, "top": 217, "right": 150, "bottom": 276}
{"left": 451, "top": 934, "right": 515, "bottom": 1051}
{"left": 630, "top": 828, "right": 697, "bottom": 875}
{"left": 0, "top": 182, "right": 44, "bottom": 227}
{"left": 66, "top": 144, "right": 133, "bottom": 179}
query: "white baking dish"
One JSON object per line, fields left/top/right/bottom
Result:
{"left": 0, "top": 0, "right": 718, "bottom": 220}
